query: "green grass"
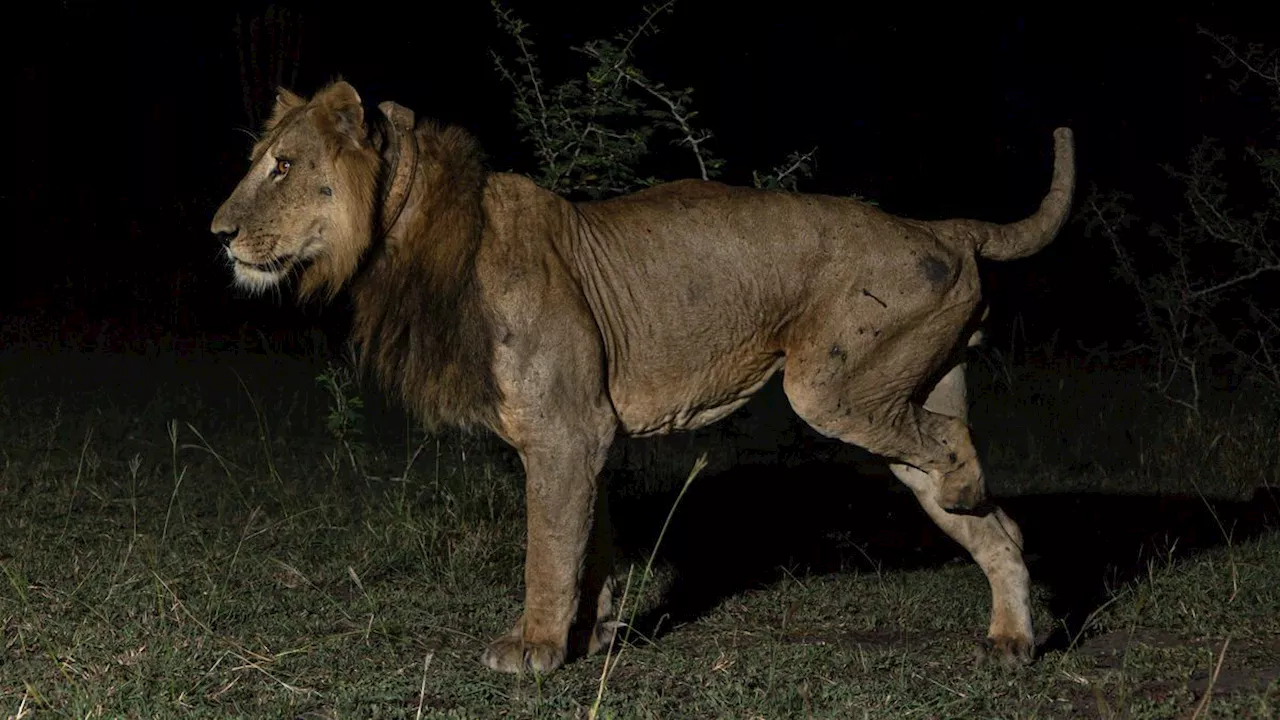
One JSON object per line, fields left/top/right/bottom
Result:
{"left": 1, "top": 347, "right": 1277, "bottom": 718}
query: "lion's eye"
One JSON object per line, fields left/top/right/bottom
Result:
{"left": 271, "top": 158, "right": 292, "bottom": 178}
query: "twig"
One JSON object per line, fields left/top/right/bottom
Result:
{"left": 1187, "top": 263, "right": 1280, "bottom": 300}
{"left": 1197, "top": 26, "right": 1280, "bottom": 87}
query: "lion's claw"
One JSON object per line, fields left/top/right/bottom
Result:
{"left": 480, "top": 636, "right": 566, "bottom": 674}
{"left": 978, "top": 634, "right": 1035, "bottom": 668}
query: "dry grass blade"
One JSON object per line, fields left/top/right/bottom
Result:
{"left": 1189, "top": 637, "right": 1231, "bottom": 720}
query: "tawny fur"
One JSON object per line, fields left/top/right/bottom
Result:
{"left": 212, "top": 80, "right": 1075, "bottom": 675}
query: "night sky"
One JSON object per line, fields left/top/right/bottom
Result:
{"left": 8, "top": 2, "right": 1276, "bottom": 352}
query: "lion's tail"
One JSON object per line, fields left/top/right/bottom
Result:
{"left": 933, "top": 127, "right": 1076, "bottom": 262}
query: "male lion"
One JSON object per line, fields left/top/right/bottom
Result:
{"left": 212, "top": 80, "right": 1074, "bottom": 674}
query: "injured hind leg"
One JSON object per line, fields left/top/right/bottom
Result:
{"left": 889, "top": 361, "right": 1034, "bottom": 665}
{"left": 784, "top": 365, "right": 988, "bottom": 512}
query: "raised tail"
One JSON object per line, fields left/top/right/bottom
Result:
{"left": 934, "top": 127, "right": 1076, "bottom": 262}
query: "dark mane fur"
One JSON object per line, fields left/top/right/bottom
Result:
{"left": 349, "top": 119, "right": 502, "bottom": 433}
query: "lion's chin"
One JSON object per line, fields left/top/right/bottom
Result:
{"left": 232, "top": 262, "right": 287, "bottom": 294}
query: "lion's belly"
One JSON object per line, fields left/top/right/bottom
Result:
{"left": 608, "top": 352, "right": 785, "bottom": 437}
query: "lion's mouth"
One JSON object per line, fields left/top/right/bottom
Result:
{"left": 227, "top": 238, "right": 320, "bottom": 293}
{"left": 236, "top": 254, "right": 295, "bottom": 273}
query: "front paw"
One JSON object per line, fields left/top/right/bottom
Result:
{"left": 587, "top": 618, "right": 624, "bottom": 656}
{"left": 480, "top": 634, "right": 567, "bottom": 674}
{"left": 978, "top": 633, "right": 1035, "bottom": 668}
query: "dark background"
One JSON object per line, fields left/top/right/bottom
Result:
{"left": 6, "top": 2, "right": 1276, "bottom": 356}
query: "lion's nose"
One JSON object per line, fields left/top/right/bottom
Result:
{"left": 213, "top": 226, "right": 239, "bottom": 247}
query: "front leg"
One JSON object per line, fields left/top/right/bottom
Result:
{"left": 480, "top": 420, "right": 616, "bottom": 674}
{"left": 473, "top": 213, "right": 619, "bottom": 673}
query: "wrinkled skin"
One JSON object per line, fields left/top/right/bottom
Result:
{"left": 212, "top": 81, "right": 1074, "bottom": 674}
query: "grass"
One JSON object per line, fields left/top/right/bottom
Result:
{"left": 0, "top": 344, "right": 1277, "bottom": 718}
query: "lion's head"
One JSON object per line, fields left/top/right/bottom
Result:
{"left": 211, "top": 81, "right": 410, "bottom": 301}
{"left": 212, "top": 80, "right": 500, "bottom": 432}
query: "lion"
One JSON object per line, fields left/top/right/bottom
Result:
{"left": 211, "top": 80, "right": 1074, "bottom": 674}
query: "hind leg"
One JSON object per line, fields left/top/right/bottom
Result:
{"left": 889, "top": 360, "right": 1034, "bottom": 665}
{"left": 784, "top": 330, "right": 988, "bottom": 513}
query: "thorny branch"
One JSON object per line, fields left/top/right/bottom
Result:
{"left": 1085, "top": 27, "right": 1280, "bottom": 411}
{"left": 490, "top": 0, "right": 813, "bottom": 198}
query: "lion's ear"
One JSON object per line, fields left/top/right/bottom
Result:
{"left": 265, "top": 87, "right": 306, "bottom": 131}
{"left": 316, "top": 80, "right": 367, "bottom": 148}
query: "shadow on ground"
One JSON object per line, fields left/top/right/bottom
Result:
{"left": 609, "top": 439, "right": 1280, "bottom": 659}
